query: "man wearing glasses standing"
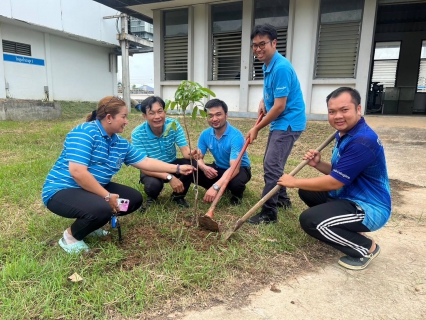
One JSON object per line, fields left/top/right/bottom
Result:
{"left": 246, "top": 24, "right": 306, "bottom": 225}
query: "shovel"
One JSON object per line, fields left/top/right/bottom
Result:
{"left": 223, "top": 131, "right": 336, "bottom": 241}
{"left": 198, "top": 112, "right": 264, "bottom": 232}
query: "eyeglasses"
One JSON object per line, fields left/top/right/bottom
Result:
{"left": 251, "top": 40, "right": 272, "bottom": 50}
{"left": 101, "top": 96, "right": 123, "bottom": 113}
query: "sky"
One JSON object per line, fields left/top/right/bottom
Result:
{"left": 117, "top": 52, "right": 154, "bottom": 88}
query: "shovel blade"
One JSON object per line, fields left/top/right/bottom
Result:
{"left": 198, "top": 215, "right": 220, "bottom": 232}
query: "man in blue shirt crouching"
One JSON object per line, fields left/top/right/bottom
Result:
{"left": 277, "top": 87, "right": 391, "bottom": 270}
{"left": 196, "top": 99, "right": 251, "bottom": 205}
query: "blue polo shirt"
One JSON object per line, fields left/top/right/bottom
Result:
{"left": 329, "top": 118, "right": 391, "bottom": 231}
{"left": 198, "top": 122, "right": 250, "bottom": 169}
{"left": 42, "top": 120, "right": 146, "bottom": 205}
{"left": 131, "top": 117, "right": 188, "bottom": 163}
{"left": 263, "top": 51, "right": 306, "bottom": 132}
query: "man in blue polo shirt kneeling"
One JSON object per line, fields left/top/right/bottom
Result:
{"left": 196, "top": 99, "right": 251, "bottom": 205}
{"left": 277, "top": 87, "right": 391, "bottom": 270}
{"left": 132, "top": 96, "right": 194, "bottom": 209}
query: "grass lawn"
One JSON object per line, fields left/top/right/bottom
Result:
{"left": 0, "top": 101, "right": 336, "bottom": 319}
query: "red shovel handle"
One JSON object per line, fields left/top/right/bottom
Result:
{"left": 204, "top": 112, "right": 264, "bottom": 218}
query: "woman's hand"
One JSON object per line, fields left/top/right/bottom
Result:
{"left": 106, "top": 193, "right": 120, "bottom": 212}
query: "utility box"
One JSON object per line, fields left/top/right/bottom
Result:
{"left": 398, "top": 87, "right": 415, "bottom": 114}
{"left": 382, "top": 87, "right": 399, "bottom": 114}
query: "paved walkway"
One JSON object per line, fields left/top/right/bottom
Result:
{"left": 180, "top": 115, "right": 426, "bottom": 320}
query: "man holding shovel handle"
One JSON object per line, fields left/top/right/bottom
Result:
{"left": 277, "top": 87, "right": 391, "bottom": 270}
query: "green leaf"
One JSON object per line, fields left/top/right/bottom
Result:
{"left": 163, "top": 122, "right": 178, "bottom": 137}
{"left": 202, "top": 88, "right": 216, "bottom": 97}
{"left": 191, "top": 106, "right": 198, "bottom": 119}
{"left": 199, "top": 109, "right": 207, "bottom": 117}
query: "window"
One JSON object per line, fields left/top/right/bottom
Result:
{"left": 163, "top": 9, "right": 188, "bottom": 81}
{"left": 417, "top": 40, "right": 426, "bottom": 93}
{"left": 211, "top": 2, "right": 243, "bottom": 80}
{"left": 315, "top": 0, "right": 364, "bottom": 78}
{"left": 371, "top": 42, "right": 400, "bottom": 88}
{"left": 2, "top": 40, "right": 31, "bottom": 56}
{"left": 252, "top": 0, "right": 289, "bottom": 80}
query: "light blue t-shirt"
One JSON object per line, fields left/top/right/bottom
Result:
{"left": 42, "top": 120, "right": 146, "bottom": 205}
{"left": 198, "top": 122, "right": 250, "bottom": 169}
{"left": 263, "top": 51, "right": 306, "bottom": 132}
{"left": 131, "top": 117, "right": 188, "bottom": 163}
{"left": 329, "top": 118, "right": 392, "bottom": 231}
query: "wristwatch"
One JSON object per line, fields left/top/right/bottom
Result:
{"left": 104, "top": 193, "right": 111, "bottom": 201}
{"left": 213, "top": 183, "right": 220, "bottom": 191}
{"left": 166, "top": 174, "right": 173, "bottom": 182}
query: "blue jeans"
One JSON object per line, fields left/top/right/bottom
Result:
{"left": 261, "top": 128, "right": 301, "bottom": 215}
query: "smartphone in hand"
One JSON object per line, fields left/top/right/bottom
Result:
{"left": 117, "top": 198, "right": 129, "bottom": 212}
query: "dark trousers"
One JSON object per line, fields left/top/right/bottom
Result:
{"left": 298, "top": 189, "right": 372, "bottom": 258}
{"left": 139, "top": 158, "right": 194, "bottom": 199}
{"left": 47, "top": 182, "right": 143, "bottom": 240}
{"left": 197, "top": 163, "right": 251, "bottom": 198}
{"left": 262, "top": 128, "right": 301, "bottom": 214}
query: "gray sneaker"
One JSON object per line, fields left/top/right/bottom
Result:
{"left": 338, "top": 244, "right": 381, "bottom": 270}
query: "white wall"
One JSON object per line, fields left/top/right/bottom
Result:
{"left": 1, "top": 0, "right": 118, "bottom": 44}
{"left": 2, "top": 24, "right": 48, "bottom": 99}
{"left": 49, "top": 35, "right": 117, "bottom": 101}
{"left": 1, "top": 0, "right": 119, "bottom": 101}
{"left": 1, "top": 22, "right": 117, "bottom": 101}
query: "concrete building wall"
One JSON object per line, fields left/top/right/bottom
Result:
{"left": 0, "top": 0, "right": 119, "bottom": 101}
{"left": 1, "top": 22, "right": 117, "bottom": 101}
{"left": 1, "top": 23, "right": 48, "bottom": 99}
{"left": 153, "top": 0, "right": 378, "bottom": 118}
{"left": 49, "top": 35, "right": 117, "bottom": 101}
{"left": 1, "top": 0, "right": 117, "bottom": 44}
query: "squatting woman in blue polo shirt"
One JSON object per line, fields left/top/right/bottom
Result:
{"left": 42, "top": 96, "right": 194, "bottom": 254}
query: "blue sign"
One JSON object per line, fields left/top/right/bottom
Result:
{"left": 3, "top": 53, "right": 45, "bottom": 66}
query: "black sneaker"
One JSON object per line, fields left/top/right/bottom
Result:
{"left": 230, "top": 195, "right": 242, "bottom": 206}
{"left": 172, "top": 197, "right": 190, "bottom": 208}
{"left": 247, "top": 211, "right": 277, "bottom": 225}
{"left": 277, "top": 199, "right": 292, "bottom": 209}
{"left": 338, "top": 244, "right": 381, "bottom": 270}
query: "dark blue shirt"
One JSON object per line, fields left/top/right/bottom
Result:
{"left": 329, "top": 118, "right": 391, "bottom": 231}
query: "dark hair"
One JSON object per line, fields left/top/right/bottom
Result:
{"left": 86, "top": 96, "right": 126, "bottom": 122}
{"left": 250, "top": 24, "right": 277, "bottom": 41}
{"left": 138, "top": 96, "right": 166, "bottom": 114}
{"left": 326, "top": 87, "right": 361, "bottom": 107}
{"left": 204, "top": 98, "right": 228, "bottom": 114}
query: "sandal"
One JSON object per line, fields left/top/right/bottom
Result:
{"left": 58, "top": 238, "right": 89, "bottom": 254}
{"left": 88, "top": 229, "right": 110, "bottom": 237}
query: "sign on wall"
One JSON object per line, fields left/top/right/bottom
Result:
{"left": 3, "top": 53, "right": 45, "bottom": 66}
